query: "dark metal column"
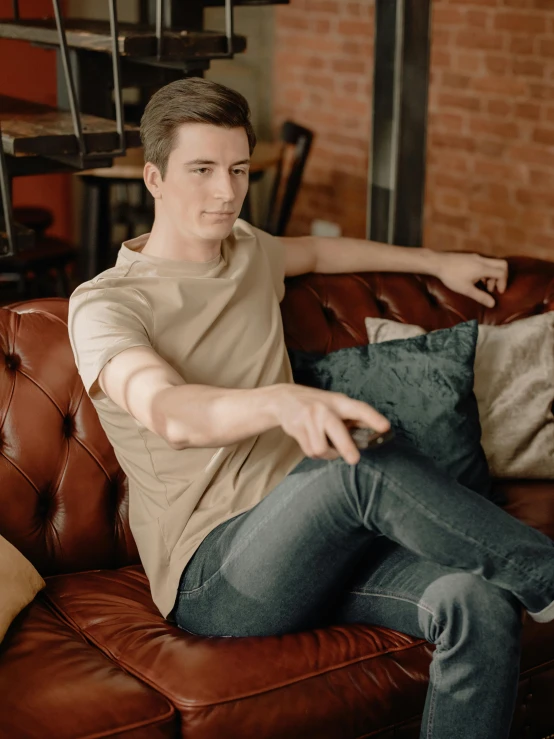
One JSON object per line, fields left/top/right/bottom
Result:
{"left": 367, "top": 0, "right": 432, "bottom": 247}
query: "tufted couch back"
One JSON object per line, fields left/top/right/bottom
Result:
{"left": 1, "top": 256, "right": 553, "bottom": 577}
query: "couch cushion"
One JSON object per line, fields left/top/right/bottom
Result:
{"left": 0, "top": 534, "right": 45, "bottom": 643}
{"left": 43, "top": 566, "right": 554, "bottom": 739}
{"left": 44, "top": 566, "right": 435, "bottom": 739}
{"left": 0, "top": 597, "right": 176, "bottom": 739}
{"left": 494, "top": 479, "right": 554, "bottom": 540}
{"left": 288, "top": 321, "right": 493, "bottom": 499}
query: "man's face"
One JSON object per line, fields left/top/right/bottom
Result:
{"left": 154, "top": 123, "right": 250, "bottom": 242}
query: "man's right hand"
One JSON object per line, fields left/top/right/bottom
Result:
{"left": 273, "top": 384, "right": 390, "bottom": 465}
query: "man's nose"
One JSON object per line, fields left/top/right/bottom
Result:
{"left": 214, "top": 173, "right": 235, "bottom": 201}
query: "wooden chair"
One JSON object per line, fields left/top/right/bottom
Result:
{"left": 263, "top": 120, "right": 314, "bottom": 237}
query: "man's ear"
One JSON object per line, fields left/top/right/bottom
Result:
{"left": 144, "top": 162, "right": 163, "bottom": 199}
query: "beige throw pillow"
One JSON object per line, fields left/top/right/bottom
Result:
{"left": 0, "top": 535, "right": 45, "bottom": 642}
{"left": 365, "top": 313, "right": 554, "bottom": 479}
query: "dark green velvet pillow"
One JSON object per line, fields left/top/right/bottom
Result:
{"left": 288, "top": 319, "right": 495, "bottom": 501}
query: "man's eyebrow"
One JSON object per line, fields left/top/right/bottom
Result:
{"left": 183, "top": 158, "right": 251, "bottom": 166}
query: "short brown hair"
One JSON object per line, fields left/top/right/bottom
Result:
{"left": 140, "top": 77, "right": 257, "bottom": 178}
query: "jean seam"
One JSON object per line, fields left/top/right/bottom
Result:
{"left": 426, "top": 657, "right": 440, "bottom": 739}
{"left": 346, "top": 587, "right": 443, "bottom": 626}
{"left": 359, "top": 456, "right": 554, "bottom": 592}
{"left": 179, "top": 465, "right": 331, "bottom": 596}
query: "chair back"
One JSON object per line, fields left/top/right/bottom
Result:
{"left": 264, "top": 120, "right": 314, "bottom": 236}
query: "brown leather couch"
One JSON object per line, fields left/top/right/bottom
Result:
{"left": 1, "top": 256, "right": 554, "bottom": 739}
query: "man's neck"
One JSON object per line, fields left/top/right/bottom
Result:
{"left": 140, "top": 218, "right": 222, "bottom": 263}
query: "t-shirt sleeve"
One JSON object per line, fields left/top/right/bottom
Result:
{"left": 250, "top": 225, "right": 286, "bottom": 303}
{"left": 68, "top": 286, "right": 153, "bottom": 399}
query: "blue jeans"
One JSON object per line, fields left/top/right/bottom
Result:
{"left": 173, "top": 437, "right": 554, "bottom": 739}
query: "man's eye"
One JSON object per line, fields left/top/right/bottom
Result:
{"left": 233, "top": 169, "right": 248, "bottom": 176}
{"left": 194, "top": 168, "right": 210, "bottom": 174}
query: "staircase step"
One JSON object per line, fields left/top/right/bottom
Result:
{"left": 0, "top": 95, "right": 140, "bottom": 157}
{"left": 0, "top": 19, "right": 246, "bottom": 58}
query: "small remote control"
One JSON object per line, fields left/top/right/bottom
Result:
{"left": 349, "top": 426, "right": 395, "bottom": 450}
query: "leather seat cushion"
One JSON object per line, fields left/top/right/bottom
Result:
{"left": 0, "top": 598, "right": 177, "bottom": 739}
{"left": 44, "top": 566, "right": 434, "bottom": 739}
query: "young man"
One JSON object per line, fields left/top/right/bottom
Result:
{"left": 69, "top": 77, "right": 554, "bottom": 739}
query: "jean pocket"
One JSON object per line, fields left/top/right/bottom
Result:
{"left": 178, "top": 513, "right": 247, "bottom": 596}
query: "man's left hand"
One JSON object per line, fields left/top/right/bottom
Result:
{"left": 435, "top": 252, "right": 509, "bottom": 308}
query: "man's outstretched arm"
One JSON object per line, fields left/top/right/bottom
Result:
{"left": 281, "top": 235, "right": 509, "bottom": 308}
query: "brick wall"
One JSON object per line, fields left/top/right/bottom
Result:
{"left": 273, "top": 1, "right": 554, "bottom": 261}
{"left": 425, "top": 0, "right": 554, "bottom": 260}
{"left": 273, "top": 0, "right": 374, "bottom": 238}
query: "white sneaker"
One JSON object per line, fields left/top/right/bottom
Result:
{"left": 528, "top": 600, "right": 554, "bottom": 623}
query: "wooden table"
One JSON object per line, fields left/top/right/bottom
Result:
{"left": 77, "top": 142, "right": 282, "bottom": 280}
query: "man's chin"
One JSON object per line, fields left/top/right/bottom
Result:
{"left": 199, "top": 221, "right": 236, "bottom": 240}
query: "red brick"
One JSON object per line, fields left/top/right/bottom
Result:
{"left": 509, "top": 144, "right": 554, "bottom": 169}
{"left": 344, "top": 3, "right": 368, "bottom": 18}
{"left": 539, "top": 39, "right": 554, "bottom": 58}
{"left": 456, "top": 29, "right": 505, "bottom": 51}
{"left": 332, "top": 58, "right": 366, "bottom": 75}
{"left": 337, "top": 20, "right": 373, "bottom": 37}
{"left": 469, "top": 199, "right": 517, "bottom": 221}
{"left": 516, "top": 188, "right": 554, "bottom": 209}
{"left": 278, "top": 14, "right": 310, "bottom": 31}
{"left": 470, "top": 118, "right": 521, "bottom": 140}
{"left": 487, "top": 99, "right": 513, "bottom": 116}
{"left": 474, "top": 159, "right": 517, "bottom": 181}
{"left": 438, "top": 92, "right": 483, "bottom": 111}
{"left": 504, "top": 226, "right": 527, "bottom": 245}
{"left": 448, "top": 0, "right": 498, "bottom": 6}
{"left": 513, "top": 58, "right": 547, "bottom": 78}
{"left": 433, "top": 210, "right": 470, "bottom": 231}
{"left": 475, "top": 139, "right": 507, "bottom": 158}
{"left": 442, "top": 71, "right": 471, "bottom": 89}
{"left": 466, "top": 9, "right": 490, "bottom": 28}
{"left": 528, "top": 83, "right": 554, "bottom": 101}
{"left": 473, "top": 75, "right": 528, "bottom": 96}
{"left": 517, "top": 209, "right": 550, "bottom": 230}
{"left": 436, "top": 191, "right": 467, "bottom": 212}
{"left": 485, "top": 54, "right": 510, "bottom": 74}
{"left": 433, "top": 6, "right": 464, "bottom": 26}
{"left": 341, "top": 40, "right": 373, "bottom": 57}
{"left": 509, "top": 36, "right": 536, "bottom": 55}
{"left": 494, "top": 11, "right": 547, "bottom": 34}
{"left": 434, "top": 112, "right": 465, "bottom": 132}
{"left": 455, "top": 52, "right": 483, "bottom": 74}
{"left": 313, "top": 19, "right": 331, "bottom": 34}
{"left": 529, "top": 169, "right": 554, "bottom": 188}
{"left": 432, "top": 49, "right": 452, "bottom": 69}
{"left": 515, "top": 102, "right": 542, "bottom": 120}
{"left": 305, "top": 0, "right": 339, "bottom": 12}
{"left": 429, "top": 131, "right": 476, "bottom": 152}
{"left": 533, "top": 127, "right": 554, "bottom": 146}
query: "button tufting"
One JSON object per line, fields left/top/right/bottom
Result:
{"left": 37, "top": 496, "right": 50, "bottom": 516}
{"left": 62, "top": 415, "right": 73, "bottom": 438}
{"left": 4, "top": 354, "right": 19, "bottom": 371}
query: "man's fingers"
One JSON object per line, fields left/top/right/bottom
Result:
{"left": 480, "top": 257, "right": 508, "bottom": 293}
{"left": 469, "top": 285, "right": 495, "bottom": 308}
{"left": 345, "top": 399, "right": 390, "bottom": 434}
{"left": 324, "top": 415, "right": 360, "bottom": 465}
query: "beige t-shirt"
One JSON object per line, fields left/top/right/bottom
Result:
{"left": 68, "top": 219, "right": 304, "bottom": 618}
